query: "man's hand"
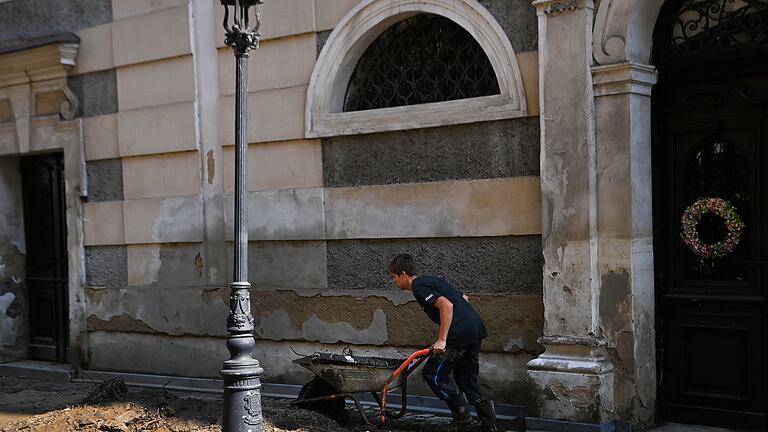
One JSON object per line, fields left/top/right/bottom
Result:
{"left": 432, "top": 338, "right": 447, "bottom": 353}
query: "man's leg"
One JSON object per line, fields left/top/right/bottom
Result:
{"left": 454, "top": 339, "right": 497, "bottom": 432}
{"left": 421, "top": 347, "right": 471, "bottom": 427}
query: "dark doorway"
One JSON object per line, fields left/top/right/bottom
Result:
{"left": 652, "top": 0, "right": 768, "bottom": 429}
{"left": 20, "top": 153, "right": 69, "bottom": 362}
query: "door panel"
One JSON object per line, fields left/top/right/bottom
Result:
{"left": 20, "top": 153, "right": 68, "bottom": 363}
{"left": 654, "top": 75, "right": 767, "bottom": 429}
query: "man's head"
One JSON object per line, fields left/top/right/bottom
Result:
{"left": 388, "top": 253, "right": 417, "bottom": 290}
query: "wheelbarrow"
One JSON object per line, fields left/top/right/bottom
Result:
{"left": 292, "top": 348, "right": 431, "bottom": 427}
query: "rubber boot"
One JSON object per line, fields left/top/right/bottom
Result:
{"left": 474, "top": 399, "right": 498, "bottom": 432}
{"left": 447, "top": 397, "right": 473, "bottom": 430}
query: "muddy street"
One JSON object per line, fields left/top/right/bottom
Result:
{"left": 0, "top": 376, "right": 464, "bottom": 432}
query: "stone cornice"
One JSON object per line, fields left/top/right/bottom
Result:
{"left": 0, "top": 34, "right": 81, "bottom": 155}
{"left": 532, "top": 0, "right": 593, "bottom": 15}
{"left": 0, "top": 37, "right": 80, "bottom": 88}
{"left": 592, "top": 62, "right": 657, "bottom": 97}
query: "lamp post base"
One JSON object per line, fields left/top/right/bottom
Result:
{"left": 221, "top": 281, "right": 264, "bottom": 432}
{"left": 221, "top": 357, "right": 264, "bottom": 432}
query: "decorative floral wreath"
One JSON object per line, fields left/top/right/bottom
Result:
{"left": 680, "top": 197, "right": 744, "bottom": 259}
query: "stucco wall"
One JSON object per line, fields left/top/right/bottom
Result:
{"left": 0, "top": 157, "right": 26, "bottom": 363}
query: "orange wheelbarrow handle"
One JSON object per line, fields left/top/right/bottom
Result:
{"left": 380, "top": 348, "right": 432, "bottom": 426}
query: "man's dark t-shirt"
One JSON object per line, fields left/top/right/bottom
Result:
{"left": 411, "top": 275, "right": 488, "bottom": 347}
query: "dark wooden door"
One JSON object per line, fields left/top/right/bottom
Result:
{"left": 20, "top": 153, "right": 69, "bottom": 362}
{"left": 653, "top": 57, "right": 768, "bottom": 429}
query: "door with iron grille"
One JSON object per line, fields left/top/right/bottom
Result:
{"left": 652, "top": 0, "right": 768, "bottom": 428}
{"left": 20, "top": 153, "right": 69, "bottom": 362}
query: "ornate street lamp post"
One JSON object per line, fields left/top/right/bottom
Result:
{"left": 218, "top": 1, "right": 264, "bottom": 431}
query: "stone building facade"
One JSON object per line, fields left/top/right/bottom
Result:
{"left": 0, "top": 0, "right": 765, "bottom": 429}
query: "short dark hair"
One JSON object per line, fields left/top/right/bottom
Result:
{"left": 388, "top": 253, "right": 417, "bottom": 276}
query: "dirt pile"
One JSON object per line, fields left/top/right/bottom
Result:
{"left": 1, "top": 384, "right": 219, "bottom": 432}
{"left": 1, "top": 403, "right": 355, "bottom": 432}
{"left": 0, "top": 377, "right": 450, "bottom": 432}
{"left": 0, "top": 379, "right": 377, "bottom": 432}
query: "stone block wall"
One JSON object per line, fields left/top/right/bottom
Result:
{"left": 1, "top": 0, "right": 545, "bottom": 405}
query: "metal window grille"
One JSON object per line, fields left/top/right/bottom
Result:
{"left": 666, "top": 0, "right": 768, "bottom": 56}
{"left": 343, "top": 14, "right": 500, "bottom": 112}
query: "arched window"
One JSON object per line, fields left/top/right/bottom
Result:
{"left": 306, "top": 0, "right": 527, "bottom": 138}
{"left": 344, "top": 14, "right": 500, "bottom": 112}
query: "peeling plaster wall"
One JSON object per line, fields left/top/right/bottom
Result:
{"left": 85, "top": 287, "right": 543, "bottom": 354}
{"left": 128, "top": 243, "right": 206, "bottom": 287}
{"left": 84, "top": 285, "right": 543, "bottom": 402}
{"left": 87, "top": 288, "right": 543, "bottom": 403}
{"left": 0, "top": 157, "right": 27, "bottom": 362}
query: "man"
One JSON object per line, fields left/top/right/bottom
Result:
{"left": 388, "top": 253, "right": 497, "bottom": 432}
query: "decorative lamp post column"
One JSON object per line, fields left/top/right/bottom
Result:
{"left": 218, "top": 1, "right": 264, "bottom": 431}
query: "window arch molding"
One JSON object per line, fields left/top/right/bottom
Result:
{"left": 305, "top": 0, "right": 528, "bottom": 138}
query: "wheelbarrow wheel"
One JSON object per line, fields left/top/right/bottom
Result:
{"left": 294, "top": 376, "right": 350, "bottom": 424}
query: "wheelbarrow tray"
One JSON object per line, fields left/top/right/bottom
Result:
{"left": 293, "top": 353, "right": 409, "bottom": 393}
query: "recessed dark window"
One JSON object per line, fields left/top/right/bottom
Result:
{"left": 343, "top": 14, "right": 500, "bottom": 112}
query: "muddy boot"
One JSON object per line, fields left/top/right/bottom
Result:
{"left": 447, "top": 398, "right": 473, "bottom": 430}
{"left": 474, "top": 399, "right": 498, "bottom": 432}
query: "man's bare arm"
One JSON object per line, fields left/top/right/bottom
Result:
{"left": 432, "top": 297, "right": 453, "bottom": 352}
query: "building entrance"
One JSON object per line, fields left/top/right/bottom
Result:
{"left": 20, "top": 153, "right": 69, "bottom": 362}
{"left": 652, "top": 1, "right": 768, "bottom": 428}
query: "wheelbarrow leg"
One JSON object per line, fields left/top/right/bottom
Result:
{"left": 348, "top": 394, "right": 375, "bottom": 429}
{"left": 371, "top": 386, "right": 408, "bottom": 420}
{"left": 381, "top": 382, "right": 408, "bottom": 420}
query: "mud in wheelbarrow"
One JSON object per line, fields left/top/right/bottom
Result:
{"left": 292, "top": 350, "right": 429, "bottom": 428}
